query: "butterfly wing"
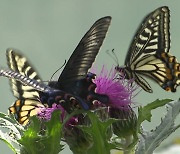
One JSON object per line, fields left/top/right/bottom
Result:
{"left": 5, "top": 49, "right": 90, "bottom": 115}
{"left": 58, "top": 16, "right": 111, "bottom": 87}
{"left": 122, "top": 6, "right": 180, "bottom": 92}
{"left": 134, "top": 53, "right": 180, "bottom": 92}
{"left": 6, "top": 49, "right": 45, "bottom": 125}
{"left": 125, "top": 6, "right": 170, "bottom": 66}
{"left": 9, "top": 99, "right": 44, "bottom": 125}
{"left": 6, "top": 48, "right": 42, "bottom": 99}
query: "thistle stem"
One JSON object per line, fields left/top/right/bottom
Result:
{"left": 123, "top": 135, "right": 133, "bottom": 154}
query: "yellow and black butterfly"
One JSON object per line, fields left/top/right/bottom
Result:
{"left": 115, "top": 6, "right": 180, "bottom": 93}
{"left": 5, "top": 49, "right": 51, "bottom": 125}
{"left": 1, "top": 16, "right": 111, "bottom": 125}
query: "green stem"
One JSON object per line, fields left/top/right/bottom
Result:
{"left": 123, "top": 136, "right": 133, "bottom": 154}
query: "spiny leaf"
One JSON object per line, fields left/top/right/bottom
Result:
{"left": 0, "top": 130, "right": 20, "bottom": 153}
{"left": 0, "top": 112, "right": 23, "bottom": 153}
{"left": 79, "top": 111, "right": 116, "bottom": 154}
{"left": 136, "top": 99, "right": 180, "bottom": 154}
{"left": 19, "top": 110, "right": 63, "bottom": 154}
{"left": 137, "top": 99, "right": 172, "bottom": 132}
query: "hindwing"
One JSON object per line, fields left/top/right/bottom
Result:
{"left": 9, "top": 99, "right": 44, "bottom": 125}
{"left": 6, "top": 49, "right": 46, "bottom": 125}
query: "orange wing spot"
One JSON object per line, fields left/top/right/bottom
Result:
{"left": 166, "top": 73, "right": 172, "bottom": 80}
{"left": 165, "top": 68, "right": 172, "bottom": 80}
{"left": 175, "top": 71, "right": 180, "bottom": 78}
{"left": 161, "top": 52, "right": 167, "bottom": 58}
{"left": 165, "top": 87, "right": 171, "bottom": 91}
{"left": 15, "top": 100, "right": 21, "bottom": 106}
{"left": 175, "top": 63, "right": 180, "bottom": 71}
{"left": 166, "top": 68, "right": 171, "bottom": 74}
{"left": 9, "top": 107, "right": 16, "bottom": 113}
{"left": 169, "top": 56, "right": 175, "bottom": 63}
{"left": 174, "top": 64, "right": 179, "bottom": 70}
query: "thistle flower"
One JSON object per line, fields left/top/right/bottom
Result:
{"left": 109, "top": 106, "right": 137, "bottom": 138}
{"left": 36, "top": 65, "right": 138, "bottom": 152}
{"left": 92, "top": 65, "right": 137, "bottom": 108}
{"left": 37, "top": 103, "right": 92, "bottom": 152}
{"left": 37, "top": 103, "right": 65, "bottom": 122}
{"left": 92, "top": 65, "right": 138, "bottom": 144}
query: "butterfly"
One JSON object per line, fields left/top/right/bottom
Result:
{"left": 115, "top": 6, "right": 180, "bottom": 93}
{"left": 1, "top": 16, "right": 111, "bottom": 125}
{"left": 3, "top": 52, "right": 80, "bottom": 125}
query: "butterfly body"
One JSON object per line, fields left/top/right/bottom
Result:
{"left": 47, "top": 72, "right": 109, "bottom": 110}
{"left": 116, "top": 6, "right": 180, "bottom": 93}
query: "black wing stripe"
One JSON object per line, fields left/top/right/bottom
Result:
{"left": 6, "top": 48, "right": 41, "bottom": 81}
{"left": 134, "top": 73, "right": 153, "bottom": 93}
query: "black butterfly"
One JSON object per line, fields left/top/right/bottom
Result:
{"left": 1, "top": 16, "right": 111, "bottom": 125}
{"left": 115, "top": 6, "right": 180, "bottom": 93}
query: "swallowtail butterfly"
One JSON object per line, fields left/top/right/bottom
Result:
{"left": 115, "top": 6, "right": 180, "bottom": 93}
{"left": 1, "top": 16, "right": 111, "bottom": 125}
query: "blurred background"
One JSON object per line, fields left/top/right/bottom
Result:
{"left": 0, "top": 1, "right": 179, "bottom": 153}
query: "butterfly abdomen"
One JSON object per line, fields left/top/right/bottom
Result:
{"left": 49, "top": 72, "right": 109, "bottom": 111}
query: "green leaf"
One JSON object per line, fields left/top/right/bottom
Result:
{"left": 80, "top": 111, "right": 116, "bottom": 154}
{"left": 137, "top": 99, "right": 172, "bottom": 132}
{"left": 136, "top": 99, "right": 180, "bottom": 154}
{"left": 19, "top": 110, "right": 63, "bottom": 154}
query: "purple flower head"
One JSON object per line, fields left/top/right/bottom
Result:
{"left": 37, "top": 104, "right": 65, "bottom": 122}
{"left": 37, "top": 104, "right": 86, "bottom": 128}
{"left": 65, "top": 116, "right": 79, "bottom": 129}
{"left": 92, "top": 65, "right": 137, "bottom": 108}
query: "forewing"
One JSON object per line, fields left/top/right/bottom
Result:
{"left": 125, "top": 6, "right": 170, "bottom": 66}
{"left": 58, "top": 16, "right": 111, "bottom": 86}
{"left": 6, "top": 48, "right": 42, "bottom": 99}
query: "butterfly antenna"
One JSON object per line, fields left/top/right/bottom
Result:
{"left": 50, "top": 60, "right": 66, "bottom": 81}
{"left": 111, "top": 49, "right": 120, "bottom": 66}
{"left": 106, "top": 49, "right": 119, "bottom": 66}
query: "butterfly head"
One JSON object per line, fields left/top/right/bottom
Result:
{"left": 115, "top": 65, "right": 131, "bottom": 80}
{"left": 48, "top": 81, "right": 59, "bottom": 89}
